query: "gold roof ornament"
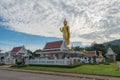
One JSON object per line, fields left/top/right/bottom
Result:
{"left": 98, "top": 51, "right": 103, "bottom": 58}
{"left": 60, "top": 19, "right": 70, "bottom": 46}
{"left": 70, "top": 45, "right": 74, "bottom": 51}
{"left": 83, "top": 49, "right": 87, "bottom": 55}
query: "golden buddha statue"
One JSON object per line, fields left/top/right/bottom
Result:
{"left": 60, "top": 19, "right": 70, "bottom": 46}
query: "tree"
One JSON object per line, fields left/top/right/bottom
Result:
{"left": 92, "top": 44, "right": 107, "bottom": 55}
{"left": 74, "top": 46, "right": 83, "bottom": 51}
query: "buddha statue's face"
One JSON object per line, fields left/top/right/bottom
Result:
{"left": 64, "top": 20, "right": 67, "bottom": 26}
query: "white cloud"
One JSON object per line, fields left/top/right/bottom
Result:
{"left": 0, "top": 0, "right": 120, "bottom": 43}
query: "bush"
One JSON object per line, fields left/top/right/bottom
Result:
{"left": 90, "top": 62, "right": 99, "bottom": 65}
{"left": 11, "top": 64, "right": 27, "bottom": 68}
{"left": 14, "top": 58, "right": 27, "bottom": 68}
{"left": 106, "top": 58, "right": 114, "bottom": 63}
{"left": 16, "top": 61, "right": 22, "bottom": 65}
{"left": 103, "top": 62, "right": 110, "bottom": 65}
{"left": 0, "top": 61, "right": 5, "bottom": 65}
{"left": 29, "top": 64, "right": 82, "bottom": 68}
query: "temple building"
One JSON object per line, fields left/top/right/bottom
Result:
{"left": 36, "top": 40, "right": 83, "bottom": 59}
{"left": 4, "top": 46, "right": 29, "bottom": 64}
{"left": 27, "top": 19, "right": 101, "bottom": 65}
{"left": 105, "top": 47, "right": 117, "bottom": 61}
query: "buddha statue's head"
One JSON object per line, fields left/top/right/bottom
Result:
{"left": 64, "top": 19, "right": 67, "bottom": 26}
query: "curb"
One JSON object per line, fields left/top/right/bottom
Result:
{"left": 0, "top": 67, "right": 120, "bottom": 80}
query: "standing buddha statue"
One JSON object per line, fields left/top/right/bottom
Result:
{"left": 60, "top": 19, "right": 70, "bottom": 46}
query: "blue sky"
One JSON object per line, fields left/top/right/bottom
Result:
{"left": 0, "top": 0, "right": 119, "bottom": 51}
{"left": 0, "top": 24, "right": 62, "bottom": 51}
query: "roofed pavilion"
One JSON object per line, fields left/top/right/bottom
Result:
{"left": 105, "top": 47, "right": 117, "bottom": 61}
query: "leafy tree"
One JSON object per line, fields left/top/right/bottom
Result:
{"left": 92, "top": 44, "right": 107, "bottom": 55}
{"left": 74, "top": 46, "right": 83, "bottom": 51}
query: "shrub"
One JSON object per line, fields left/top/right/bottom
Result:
{"left": 0, "top": 62, "right": 4, "bottom": 66}
{"left": 14, "top": 58, "right": 27, "bottom": 68}
{"left": 103, "top": 62, "right": 110, "bottom": 65}
{"left": 106, "top": 58, "right": 114, "bottom": 63}
{"left": 29, "top": 64, "right": 82, "bottom": 68}
{"left": 11, "top": 64, "right": 27, "bottom": 68}
{"left": 90, "top": 62, "right": 99, "bottom": 65}
{"left": 16, "top": 61, "right": 22, "bottom": 65}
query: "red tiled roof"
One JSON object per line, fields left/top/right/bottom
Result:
{"left": 11, "top": 46, "right": 22, "bottom": 53}
{"left": 42, "top": 49, "right": 61, "bottom": 52}
{"left": 43, "top": 40, "right": 63, "bottom": 50}
{"left": 86, "top": 51, "right": 96, "bottom": 57}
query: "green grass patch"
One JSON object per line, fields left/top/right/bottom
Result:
{"left": 13, "top": 63, "right": 120, "bottom": 76}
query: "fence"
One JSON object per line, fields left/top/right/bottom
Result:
{"left": 26, "top": 58, "right": 71, "bottom": 65}
{"left": 2, "top": 57, "right": 105, "bottom": 65}
{"left": 25, "top": 57, "right": 105, "bottom": 65}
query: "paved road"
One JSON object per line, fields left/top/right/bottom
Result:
{"left": 0, "top": 70, "right": 93, "bottom": 80}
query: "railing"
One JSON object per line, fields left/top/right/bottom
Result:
{"left": 25, "top": 57, "right": 105, "bottom": 65}
{"left": 3, "top": 58, "right": 16, "bottom": 64}
{"left": 26, "top": 58, "right": 71, "bottom": 65}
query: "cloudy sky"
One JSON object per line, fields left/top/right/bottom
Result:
{"left": 0, "top": 0, "right": 120, "bottom": 51}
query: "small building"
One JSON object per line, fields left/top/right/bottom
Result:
{"left": 82, "top": 51, "right": 97, "bottom": 63}
{"left": 105, "top": 47, "right": 117, "bottom": 61}
{"left": 11, "top": 46, "right": 28, "bottom": 59}
{"left": 4, "top": 46, "right": 28, "bottom": 64}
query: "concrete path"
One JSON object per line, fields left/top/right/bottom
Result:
{"left": 0, "top": 66, "right": 120, "bottom": 80}
{"left": 0, "top": 70, "right": 90, "bottom": 80}
{"left": 0, "top": 64, "right": 12, "bottom": 68}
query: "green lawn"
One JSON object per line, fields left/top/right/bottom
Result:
{"left": 19, "top": 63, "right": 120, "bottom": 76}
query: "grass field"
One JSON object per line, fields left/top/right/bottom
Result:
{"left": 19, "top": 63, "right": 120, "bottom": 76}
